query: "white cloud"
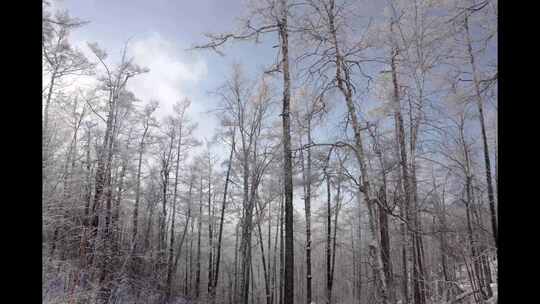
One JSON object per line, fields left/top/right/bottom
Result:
{"left": 125, "top": 33, "right": 220, "bottom": 158}
{"left": 126, "top": 32, "right": 208, "bottom": 119}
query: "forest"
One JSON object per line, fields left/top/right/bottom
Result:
{"left": 42, "top": 0, "right": 498, "bottom": 304}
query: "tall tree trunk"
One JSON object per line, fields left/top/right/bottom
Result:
{"left": 207, "top": 173, "right": 214, "bottom": 299}
{"left": 301, "top": 122, "right": 313, "bottom": 304}
{"left": 352, "top": 226, "right": 357, "bottom": 303}
{"left": 465, "top": 175, "right": 483, "bottom": 300}
{"left": 132, "top": 121, "right": 149, "bottom": 249}
{"left": 390, "top": 44, "right": 419, "bottom": 304}
{"left": 239, "top": 182, "right": 254, "bottom": 304}
{"left": 255, "top": 196, "right": 271, "bottom": 304}
{"left": 278, "top": 2, "right": 294, "bottom": 303}
{"left": 436, "top": 188, "right": 450, "bottom": 300}
{"left": 268, "top": 194, "right": 273, "bottom": 304}
{"left": 400, "top": 199, "right": 409, "bottom": 304}
{"left": 171, "top": 187, "right": 192, "bottom": 300}
{"left": 357, "top": 198, "right": 363, "bottom": 304}
{"left": 158, "top": 135, "right": 174, "bottom": 275}
{"left": 43, "top": 68, "right": 58, "bottom": 187}
{"left": 239, "top": 117, "right": 252, "bottom": 304}
{"left": 470, "top": 180, "right": 493, "bottom": 299}
{"left": 211, "top": 127, "right": 236, "bottom": 303}
{"left": 378, "top": 186, "right": 394, "bottom": 303}
{"left": 464, "top": 14, "right": 497, "bottom": 247}
{"left": 84, "top": 129, "right": 93, "bottom": 223}
{"left": 234, "top": 222, "right": 240, "bottom": 303}
{"left": 143, "top": 192, "right": 156, "bottom": 255}
{"left": 90, "top": 87, "right": 115, "bottom": 243}
{"left": 112, "top": 156, "right": 127, "bottom": 254}
{"left": 330, "top": 173, "right": 341, "bottom": 304}
{"left": 188, "top": 216, "right": 194, "bottom": 296}
{"left": 464, "top": 147, "right": 488, "bottom": 302}
{"left": 325, "top": 172, "right": 332, "bottom": 304}
{"left": 279, "top": 190, "right": 285, "bottom": 304}
{"left": 325, "top": 1, "right": 389, "bottom": 301}
{"left": 165, "top": 125, "right": 185, "bottom": 303}
{"left": 195, "top": 176, "right": 203, "bottom": 299}
{"left": 272, "top": 194, "right": 280, "bottom": 304}
{"left": 94, "top": 84, "right": 122, "bottom": 304}
{"left": 373, "top": 130, "right": 395, "bottom": 304}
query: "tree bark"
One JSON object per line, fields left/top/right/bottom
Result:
{"left": 278, "top": 2, "right": 294, "bottom": 303}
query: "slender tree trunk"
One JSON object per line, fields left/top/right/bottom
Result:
{"left": 279, "top": 190, "right": 285, "bottom": 304}
{"left": 171, "top": 190, "right": 192, "bottom": 299}
{"left": 400, "top": 201, "right": 409, "bottom": 303}
{"left": 195, "top": 176, "right": 203, "bottom": 299}
{"left": 470, "top": 181, "right": 493, "bottom": 299}
{"left": 158, "top": 134, "right": 175, "bottom": 277}
{"left": 357, "top": 199, "right": 363, "bottom": 304}
{"left": 268, "top": 194, "right": 273, "bottom": 304}
{"left": 84, "top": 129, "right": 93, "bottom": 222}
{"left": 272, "top": 194, "right": 280, "bottom": 304}
{"left": 301, "top": 123, "right": 313, "bottom": 304}
{"left": 229, "top": 268, "right": 234, "bottom": 304}
{"left": 330, "top": 179, "right": 340, "bottom": 304}
{"left": 325, "top": 172, "right": 332, "bottom": 304}
{"left": 90, "top": 88, "right": 115, "bottom": 242}
{"left": 143, "top": 193, "right": 156, "bottom": 254}
{"left": 239, "top": 122, "right": 252, "bottom": 304}
{"left": 43, "top": 69, "right": 58, "bottom": 186}
{"left": 43, "top": 69, "right": 57, "bottom": 139}
{"left": 465, "top": 175, "right": 482, "bottom": 300}
{"left": 187, "top": 217, "right": 194, "bottom": 296}
{"left": 207, "top": 170, "right": 214, "bottom": 299}
{"left": 165, "top": 126, "right": 185, "bottom": 303}
{"left": 251, "top": 258, "right": 257, "bottom": 304}
{"left": 113, "top": 156, "right": 127, "bottom": 254}
{"left": 352, "top": 226, "right": 357, "bottom": 303}
{"left": 211, "top": 128, "right": 236, "bottom": 303}
{"left": 132, "top": 123, "right": 149, "bottom": 248}
{"left": 157, "top": 179, "right": 167, "bottom": 267}
{"left": 437, "top": 193, "right": 450, "bottom": 300}
{"left": 255, "top": 197, "right": 271, "bottom": 304}
{"left": 378, "top": 186, "right": 394, "bottom": 303}
{"left": 239, "top": 184, "right": 254, "bottom": 304}
{"left": 464, "top": 15, "right": 497, "bottom": 247}
{"left": 234, "top": 222, "right": 240, "bottom": 303}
